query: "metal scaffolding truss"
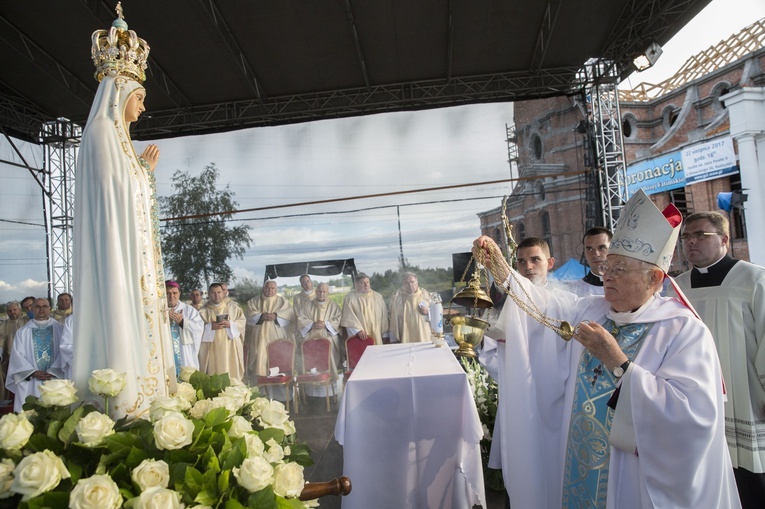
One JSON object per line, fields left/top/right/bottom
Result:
{"left": 41, "top": 120, "right": 80, "bottom": 300}
{"left": 577, "top": 60, "right": 629, "bottom": 231}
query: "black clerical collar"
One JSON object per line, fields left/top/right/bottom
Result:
{"left": 582, "top": 270, "right": 603, "bottom": 287}
{"left": 690, "top": 255, "right": 738, "bottom": 288}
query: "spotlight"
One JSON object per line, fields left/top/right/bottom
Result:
{"left": 633, "top": 41, "right": 663, "bottom": 71}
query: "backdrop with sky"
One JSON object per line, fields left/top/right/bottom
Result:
{"left": 1, "top": 0, "right": 764, "bottom": 300}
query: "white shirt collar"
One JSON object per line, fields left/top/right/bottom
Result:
{"left": 695, "top": 254, "right": 727, "bottom": 274}
{"left": 33, "top": 318, "right": 53, "bottom": 328}
{"left": 607, "top": 295, "right": 656, "bottom": 326}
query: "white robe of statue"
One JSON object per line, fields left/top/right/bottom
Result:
{"left": 72, "top": 76, "right": 176, "bottom": 419}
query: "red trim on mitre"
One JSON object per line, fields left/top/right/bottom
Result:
{"left": 662, "top": 203, "right": 682, "bottom": 228}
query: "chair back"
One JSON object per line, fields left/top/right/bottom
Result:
{"left": 345, "top": 334, "right": 374, "bottom": 371}
{"left": 267, "top": 340, "right": 295, "bottom": 375}
{"left": 302, "top": 337, "right": 331, "bottom": 374}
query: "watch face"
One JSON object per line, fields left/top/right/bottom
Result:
{"left": 613, "top": 366, "right": 625, "bottom": 377}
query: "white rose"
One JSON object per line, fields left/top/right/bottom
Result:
{"left": 302, "top": 498, "right": 320, "bottom": 508}
{"left": 0, "top": 413, "right": 34, "bottom": 450}
{"left": 189, "top": 398, "right": 215, "bottom": 419}
{"left": 189, "top": 506, "right": 212, "bottom": 509}
{"left": 88, "top": 369, "right": 127, "bottom": 397}
{"left": 38, "top": 379, "right": 79, "bottom": 407}
{"left": 248, "top": 397, "right": 271, "bottom": 419}
{"left": 243, "top": 433, "right": 265, "bottom": 458}
{"left": 228, "top": 416, "right": 253, "bottom": 438}
{"left": 153, "top": 411, "right": 194, "bottom": 450}
{"left": 272, "top": 462, "right": 304, "bottom": 498}
{"left": 210, "top": 395, "right": 239, "bottom": 417}
{"left": 11, "top": 450, "right": 70, "bottom": 501}
{"left": 149, "top": 396, "right": 183, "bottom": 422}
{"left": 179, "top": 366, "right": 197, "bottom": 382}
{"left": 233, "top": 456, "right": 274, "bottom": 493}
{"left": 175, "top": 382, "right": 198, "bottom": 405}
{"left": 263, "top": 439, "right": 285, "bottom": 464}
{"left": 131, "top": 459, "right": 170, "bottom": 491}
{"left": 172, "top": 395, "right": 192, "bottom": 412}
{"left": 0, "top": 458, "right": 14, "bottom": 499}
{"left": 220, "top": 385, "right": 251, "bottom": 408}
{"left": 75, "top": 411, "right": 115, "bottom": 447}
{"left": 134, "top": 486, "right": 183, "bottom": 509}
{"left": 257, "top": 401, "right": 296, "bottom": 435}
{"left": 68, "top": 474, "right": 122, "bottom": 509}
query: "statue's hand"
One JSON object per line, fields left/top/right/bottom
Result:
{"left": 140, "top": 144, "right": 160, "bottom": 172}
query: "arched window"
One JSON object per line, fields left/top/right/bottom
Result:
{"left": 542, "top": 212, "right": 553, "bottom": 257}
{"left": 517, "top": 222, "right": 526, "bottom": 241}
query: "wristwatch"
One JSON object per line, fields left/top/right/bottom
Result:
{"left": 612, "top": 360, "right": 630, "bottom": 378}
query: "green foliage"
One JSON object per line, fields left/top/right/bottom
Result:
{"left": 159, "top": 163, "right": 252, "bottom": 292}
{"left": 368, "top": 265, "right": 454, "bottom": 302}
{"left": 233, "top": 277, "right": 263, "bottom": 305}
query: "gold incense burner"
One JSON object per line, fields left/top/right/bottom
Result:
{"left": 450, "top": 268, "right": 493, "bottom": 358}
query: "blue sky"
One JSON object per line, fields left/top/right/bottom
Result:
{"left": 1, "top": 0, "right": 763, "bottom": 300}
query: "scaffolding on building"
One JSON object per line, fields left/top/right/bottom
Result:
{"left": 40, "top": 120, "right": 80, "bottom": 300}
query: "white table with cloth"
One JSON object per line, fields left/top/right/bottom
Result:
{"left": 334, "top": 342, "right": 487, "bottom": 509}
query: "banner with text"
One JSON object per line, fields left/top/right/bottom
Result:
{"left": 625, "top": 151, "right": 684, "bottom": 196}
{"left": 681, "top": 136, "right": 738, "bottom": 184}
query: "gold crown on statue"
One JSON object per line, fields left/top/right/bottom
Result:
{"left": 91, "top": 2, "right": 150, "bottom": 83}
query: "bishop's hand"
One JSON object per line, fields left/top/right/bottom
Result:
{"left": 572, "top": 321, "right": 628, "bottom": 371}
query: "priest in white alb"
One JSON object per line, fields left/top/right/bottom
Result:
{"left": 388, "top": 272, "right": 431, "bottom": 343}
{"left": 297, "top": 282, "right": 342, "bottom": 390}
{"left": 6, "top": 299, "right": 65, "bottom": 412}
{"left": 292, "top": 274, "right": 316, "bottom": 318}
{"left": 341, "top": 273, "right": 389, "bottom": 345}
{"left": 199, "top": 283, "right": 246, "bottom": 381}
{"left": 166, "top": 280, "right": 204, "bottom": 377}
{"left": 245, "top": 280, "right": 294, "bottom": 380}
{"left": 473, "top": 189, "right": 740, "bottom": 508}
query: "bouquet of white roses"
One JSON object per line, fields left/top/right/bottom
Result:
{"left": 0, "top": 368, "right": 316, "bottom": 509}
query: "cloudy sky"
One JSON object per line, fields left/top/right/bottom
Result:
{"left": 1, "top": 0, "right": 763, "bottom": 301}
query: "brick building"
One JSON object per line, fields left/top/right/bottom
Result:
{"left": 479, "top": 34, "right": 765, "bottom": 275}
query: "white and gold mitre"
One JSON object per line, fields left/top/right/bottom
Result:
{"left": 91, "top": 2, "right": 150, "bottom": 83}
{"left": 609, "top": 188, "right": 682, "bottom": 273}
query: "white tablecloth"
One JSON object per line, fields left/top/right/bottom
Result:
{"left": 334, "top": 342, "right": 486, "bottom": 509}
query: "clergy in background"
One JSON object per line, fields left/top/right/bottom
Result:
{"left": 245, "top": 280, "right": 294, "bottom": 380}
{"left": 6, "top": 298, "right": 64, "bottom": 412}
{"left": 51, "top": 292, "right": 73, "bottom": 323}
{"left": 166, "top": 280, "right": 204, "bottom": 378}
{"left": 292, "top": 274, "right": 316, "bottom": 318}
{"left": 671, "top": 211, "right": 765, "bottom": 508}
{"left": 388, "top": 272, "right": 431, "bottom": 343}
{"left": 341, "top": 273, "right": 389, "bottom": 345}
{"left": 0, "top": 301, "right": 28, "bottom": 399}
{"left": 199, "top": 283, "right": 245, "bottom": 381}
{"left": 297, "top": 283, "right": 342, "bottom": 381}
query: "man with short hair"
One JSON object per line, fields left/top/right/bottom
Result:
{"left": 388, "top": 272, "right": 431, "bottom": 343}
{"left": 51, "top": 292, "right": 73, "bottom": 323}
{"left": 199, "top": 283, "right": 246, "bottom": 381}
{"left": 189, "top": 289, "right": 205, "bottom": 311}
{"left": 672, "top": 211, "right": 765, "bottom": 508}
{"left": 570, "top": 227, "right": 612, "bottom": 297}
{"left": 0, "top": 302, "right": 28, "bottom": 399}
{"left": 473, "top": 189, "right": 739, "bottom": 508}
{"left": 341, "top": 274, "right": 389, "bottom": 345}
{"left": 297, "top": 282, "right": 342, "bottom": 389}
{"left": 245, "top": 280, "right": 294, "bottom": 380}
{"left": 166, "top": 280, "right": 204, "bottom": 378}
{"left": 6, "top": 298, "right": 64, "bottom": 412}
{"left": 516, "top": 237, "right": 555, "bottom": 286}
{"left": 20, "top": 296, "right": 35, "bottom": 320}
{"left": 293, "top": 274, "right": 316, "bottom": 318}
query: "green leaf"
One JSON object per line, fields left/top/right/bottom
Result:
{"left": 25, "top": 433, "right": 62, "bottom": 454}
{"left": 195, "top": 488, "right": 219, "bottom": 506}
{"left": 57, "top": 405, "right": 86, "bottom": 445}
{"left": 218, "top": 468, "right": 231, "bottom": 493}
{"left": 184, "top": 466, "right": 204, "bottom": 497}
{"left": 225, "top": 499, "right": 246, "bottom": 509}
{"left": 220, "top": 439, "right": 245, "bottom": 470}
{"left": 246, "top": 486, "right": 276, "bottom": 509}
{"left": 202, "top": 445, "right": 221, "bottom": 473}
{"left": 26, "top": 491, "right": 69, "bottom": 509}
{"left": 205, "top": 407, "right": 230, "bottom": 427}
{"left": 276, "top": 496, "right": 306, "bottom": 509}
{"left": 125, "top": 445, "right": 150, "bottom": 468}
{"left": 257, "top": 428, "right": 284, "bottom": 445}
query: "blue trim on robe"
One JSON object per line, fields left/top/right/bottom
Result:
{"left": 562, "top": 320, "right": 653, "bottom": 508}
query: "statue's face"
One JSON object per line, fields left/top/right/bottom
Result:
{"left": 124, "top": 89, "right": 146, "bottom": 122}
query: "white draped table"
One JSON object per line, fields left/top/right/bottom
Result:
{"left": 334, "top": 342, "right": 486, "bottom": 509}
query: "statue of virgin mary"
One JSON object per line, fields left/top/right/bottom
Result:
{"left": 72, "top": 4, "right": 176, "bottom": 418}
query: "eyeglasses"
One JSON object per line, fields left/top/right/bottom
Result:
{"left": 596, "top": 262, "right": 654, "bottom": 277}
{"left": 679, "top": 232, "right": 721, "bottom": 242}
